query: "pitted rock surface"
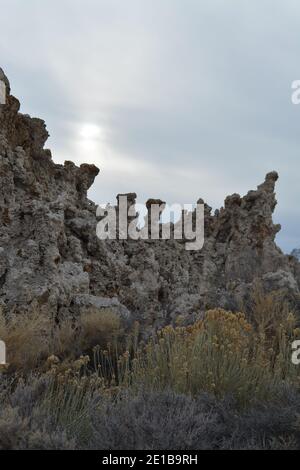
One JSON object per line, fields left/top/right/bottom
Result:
{"left": 0, "top": 68, "right": 299, "bottom": 330}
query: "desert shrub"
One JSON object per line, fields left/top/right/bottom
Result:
{"left": 0, "top": 405, "right": 74, "bottom": 450}
{"left": 0, "top": 307, "right": 52, "bottom": 371}
{"left": 87, "top": 390, "right": 222, "bottom": 450}
{"left": 248, "top": 283, "right": 297, "bottom": 342}
{"left": 1, "top": 372, "right": 300, "bottom": 449}
{"left": 0, "top": 375, "right": 75, "bottom": 450}
{"left": 0, "top": 370, "right": 101, "bottom": 448}
{"left": 78, "top": 307, "right": 124, "bottom": 352}
{"left": 85, "top": 388, "right": 300, "bottom": 450}
{"left": 40, "top": 363, "right": 103, "bottom": 444}
{"left": 52, "top": 307, "right": 124, "bottom": 360}
{"left": 112, "top": 309, "right": 300, "bottom": 405}
{"left": 1, "top": 290, "right": 300, "bottom": 449}
{"left": 219, "top": 386, "right": 300, "bottom": 449}
{"left": 248, "top": 284, "right": 300, "bottom": 381}
{"left": 0, "top": 306, "right": 123, "bottom": 371}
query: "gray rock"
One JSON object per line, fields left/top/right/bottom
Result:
{"left": 262, "top": 270, "right": 299, "bottom": 292}
{"left": 0, "top": 68, "right": 299, "bottom": 330}
{"left": 291, "top": 248, "right": 300, "bottom": 261}
{"left": 72, "top": 294, "right": 132, "bottom": 327}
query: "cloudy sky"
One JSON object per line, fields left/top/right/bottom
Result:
{"left": 0, "top": 0, "right": 300, "bottom": 252}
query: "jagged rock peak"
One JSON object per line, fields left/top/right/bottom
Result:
{"left": 0, "top": 68, "right": 10, "bottom": 95}
{"left": 0, "top": 68, "right": 99, "bottom": 203}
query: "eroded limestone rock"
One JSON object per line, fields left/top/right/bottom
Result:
{"left": 0, "top": 68, "right": 299, "bottom": 330}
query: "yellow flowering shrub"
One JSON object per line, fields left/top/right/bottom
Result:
{"left": 115, "top": 308, "right": 300, "bottom": 405}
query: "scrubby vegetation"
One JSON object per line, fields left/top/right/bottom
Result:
{"left": 1, "top": 289, "right": 300, "bottom": 450}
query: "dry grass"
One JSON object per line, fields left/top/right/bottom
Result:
{"left": 53, "top": 307, "right": 124, "bottom": 360}
{"left": 0, "top": 307, "right": 51, "bottom": 371}
{"left": 0, "top": 306, "right": 123, "bottom": 372}
{"left": 249, "top": 282, "right": 296, "bottom": 338}
{"left": 79, "top": 307, "right": 123, "bottom": 351}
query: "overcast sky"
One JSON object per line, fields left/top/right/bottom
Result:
{"left": 0, "top": 0, "right": 300, "bottom": 252}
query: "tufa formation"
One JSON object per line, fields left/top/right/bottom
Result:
{"left": 0, "top": 68, "right": 300, "bottom": 331}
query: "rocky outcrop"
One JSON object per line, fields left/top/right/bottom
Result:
{"left": 291, "top": 249, "right": 300, "bottom": 261}
{"left": 0, "top": 68, "right": 299, "bottom": 331}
